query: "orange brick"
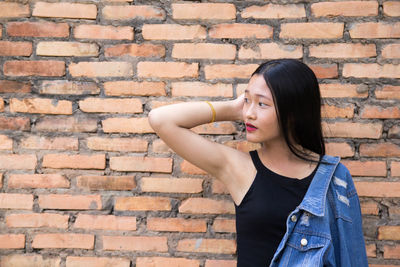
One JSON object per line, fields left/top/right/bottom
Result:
{"left": 32, "top": 233, "right": 94, "bottom": 249}
{"left": 33, "top": 2, "right": 96, "bottom": 19}
{"left": 356, "top": 182, "right": 400, "bottom": 197}
{"left": 181, "top": 160, "right": 207, "bottom": 175}
{"left": 205, "top": 260, "right": 236, "bottom": 267}
{"left": 343, "top": 63, "right": 400, "bottom": 78}
{"left": 383, "top": 1, "right": 400, "bottom": 16}
{"left": 321, "top": 104, "right": 354, "bottom": 118}
{"left": 76, "top": 175, "right": 136, "bottom": 191}
{"left": 320, "top": 83, "right": 368, "bottom": 98}
{"left": 8, "top": 174, "right": 69, "bottom": 189}
{"left": 192, "top": 122, "right": 237, "bottom": 135}
{"left": 179, "top": 198, "right": 235, "bottom": 214}
{"left": 223, "top": 140, "right": 261, "bottom": 153}
{"left": 20, "top": 136, "right": 78, "bottom": 150}
{"left": 6, "top": 213, "right": 69, "bottom": 228}
{"left": 105, "top": 43, "right": 165, "bottom": 58}
{"left": 360, "top": 201, "right": 379, "bottom": 215}
{"left": 349, "top": 22, "right": 400, "bottom": 38}
{"left": 0, "top": 193, "right": 33, "bottom": 209}
{"left": 39, "top": 194, "right": 102, "bottom": 210}
{"left": 69, "top": 62, "right": 133, "bottom": 77}
{"left": 103, "top": 236, "right": 168, "bottom": 251}
{"left": 213, "top": 218, "right": 236, "bottom": 233}
{"left": 0, "top": 41, "right": 32, "bottom": 56}
{"left": 79, "top": 98, "right": 142, "bottom": 113}
{"left": 0, "top": 116, "right": 30, "bottom": 131}
{"left": 87, "top": 137, "right": 147, "bottom": 152}
{"left": 360, "top": 143, "right": 400, "bottom": 157}
{"left": 0, "top": 135, "right": 12, "bottom": 150}
{"left": 325, "top": 142, "right": 354, "bottom": 158}
{"left": 322, "top": 121, "right": 382, "bottom": 139}
{"left": 147, "top": 217, "right": 207, "bottom": 232}
{"left": 4, "top": 60, "right": 65, "bottom": 77}
{"left": 172, "top": 43, "right": 236, "bottom": 60}
{"left": 102, "top": 5, "right": 165, "bottom": 20}
{"left": 239, "top": 43, "right": 302, "bottom": 60}
{"left": 42, "top": 154, "right": 106, "bottom": 169}
{"left": 209, "top": 23, "right": 272, "bottom": 39}
{"left": 66, "top": 256, "right": 129, "bottom": 267}
{"left": 0, "top": 234, "right": 25, "bottom": 249}
{"left": 149, "top": 100, "right": 183, "bottom": 109}
{"left": 74, "top": 24, "right": 133, "bottom": 40}
{"left": 172, "top": 3, "right": 235, "bottom": 20}
{"left": 392, "top": 162, "right": 400, "bottom": 177}
{"left": 141, "top": 177, "right": 203, "bottom": 193}
{"left": 242, "top": 4, "right": 305, "bottom": 19}
{"left": 171, "top": 82, "right": 233, "bottom": 97}
{"left": 39, "top": 80, "right": 99, "bottom": 95}
{"left": 0, "top": 2, "right": 29, "bottom": 18}
{"left": 0, "top": 80, "right": 31, "bottom": 93}
{"left": 177, "top": 238, "right": 236, "bottom": 254}
{"left": 37, "top": 41, "right": 99, "bottom": 57}
{"left": 0, "top": 254, "right": 60, "bottom": 267}
{"left": 383, "top": 244, "right": 400, "bottom": 259}
{"left": 152, "top": 139, "right": 173, "bottom": 154}
{"left": 205, "top": 64, "right": 258, "bottom": 79}
{"left": 74, "top": 214, "right": 136, "bottom": 231}
{"left": 102, "top": 117, "right": 152, "bottom": 133}
{"left": 35, "top": 116, "right": 97, "bottom": 132}
{"left": 366, "top": 243, "right": 377, "bottom": 258}
{"left": 0, "top": 98, "right": 3, "bottom": 112}
{"left": 104, "top": 81, "right": 165, "bottom": 96}
{"left": 212, "top": 179, "right": 230, "bottom": 194}
{"left": 10, "top": 98, "right": 72, "bottom": 114}
{"left": 138, "top": 62, "right": 198, "bottom": 78}
{"left": 136, "top": 257, "right": 199, "bottom": 267}
{"left": 115, "top": 196, "right": 171, "bottom": 211}
{"left": 378, "top": 226, "right": 400, "bottom": 240}
{"left": 382, "top": 43, "right": 400, "bottom": 59}
{"left": 311, "top": 1, "right": 378, "bottom": 17}
{"left": 309, "top": 43, "right": 376, "bottom": 58}
{"left": 280, "top": 23, "right": 344, "bottom": 39}
{"left": 0, "top": 154, "right": 36, "bottom": 170}
{"left": 342, "top": 160, "right": 386, "bottom": 177}
{"left": 7, "top": 21, "right": 69, "bottom": 38}
{"left": 142, "top": 24, "right": 206, "bottom": 40}
{"left": 309, "top": 64, "right": 338, "bottom": 79}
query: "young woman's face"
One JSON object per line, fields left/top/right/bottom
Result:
{"left": 242, "top": 74, "right": 282, "bottom": 144}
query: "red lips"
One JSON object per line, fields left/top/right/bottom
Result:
{"left": 246, "top": 123, "right": 257, "bottom": 132}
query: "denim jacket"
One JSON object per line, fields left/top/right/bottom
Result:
{"left": 270, "top": 155, "right": 368, "bottom": 267}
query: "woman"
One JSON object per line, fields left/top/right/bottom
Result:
{"left": 149, "top": 59, "right": 368, "bottom": 266}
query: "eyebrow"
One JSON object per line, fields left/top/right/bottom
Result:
{"left": 244, "top": 90, "right": 272, "bottom": 101}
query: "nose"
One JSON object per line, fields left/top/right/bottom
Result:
{"left": 245, "top": 103, "right": 256, "bottom": 120}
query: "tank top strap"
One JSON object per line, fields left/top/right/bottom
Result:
{"left": 249, "top": 150, "right": 264, "bottom": 172}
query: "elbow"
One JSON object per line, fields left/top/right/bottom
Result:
{"left": 148, "top": 108, "right": 160, "bottom": 131}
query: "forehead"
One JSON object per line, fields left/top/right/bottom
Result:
{"left": 245, "top": 74, "right": 272, "bottom": 99}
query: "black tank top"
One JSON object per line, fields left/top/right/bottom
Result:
{"left": 235, "top": 150, "right": 320, "bottom": 267}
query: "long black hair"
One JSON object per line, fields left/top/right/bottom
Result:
{"left": 251, "top": 59, "right": 325, "bottom": 162}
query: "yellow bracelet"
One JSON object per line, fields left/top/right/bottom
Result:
{"left": 205, "top": 101, "right": 216, "bottom": 123}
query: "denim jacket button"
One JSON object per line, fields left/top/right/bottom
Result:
{"left": 300, "top": 238, "right": 308, "bottom": 246}
{"left": 290, "top": 215, "right": 297, "bottom": 222}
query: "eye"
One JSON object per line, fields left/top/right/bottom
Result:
{"left": 259, "top": 102, "right": 268, "bottom": 107}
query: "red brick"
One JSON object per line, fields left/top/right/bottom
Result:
{"left": 320, "top": 83, "right": 368, "bottom": 98}
{"left": 147, "top": 217, "right": 207, "bottom": 232}
{"left": 242, "top": 4, "right": 305, "bottom": 19}
{"left": 8, "top": 174, "right": 69, "bottom": 189}
{"left": 384, "top": 244, "right": 400, "bottom": 259}
{"left": 280, "top": 23, "right": 344, "bottom": 39}
{"left": 0, "top": 154, "right": 36, "bottom": 170}
{"left": 213, "top": 218, "right": 236, "bottom": 233}
{"left": 7, "top": 21, "right": 69, "bottom": 38}
{"left": 209, "top": 23, "right": 272, "bottom": 39}
{"left": 20, "top": 136, "right": 78, "bottom": 150}
{"left": 356, "top": 182, "right": 400, "bottom": 197}
{"left": 103, "top": 236, "right": 168, "bottom": 252}
{"left": 35, "top": 116, "right": 97, "bottom": 132}
{"left": 32, "top": 233, "right": 94, "bottom": 249}
{"left": 102, "top": 5, "right": 165, "bottom": 20}
{"left": 152, "top": 139, "right": 173, "bottom": 154}
{"left": 0, "top": 193, "right": 33, "bottom": 209}
{"left": 179, "top": 198, "right": 235, "bottom": 214}
{"left": 150, "top": 100, "right": 183, "bottom": 109}
{"left": 69, "top": 62, "right": 133, "bottom": 77}
{"left": 171, "top": 82, "right": 232, "bottom": 97}
{"left": 0, "top": 254, "right": 60, "bottom": 267}
{"left": 239, "top": 43, "right": 302, "bottom": 60}
{"left": 172, "top": 43, "right": 236, "bottom": 60}
{"left": 205, "top": 64, "right": 258, "bottom": 79}
{"left": 6, "top": 213, "right": 68, "bottom": 228}
{"left": 192, "top": 122, "right": 237, "bottom": 135}
{"left": 321, "top": 104, "right": 354, "bottom": 118}
{"left": 0, "top": 135, "right": 12, "bottom": 150}
{"left": 39, "top": 194, "right": 102, "bottom": 210}
{"left": 309, "top": 64, "right": 338, "bottom": 79}
{"left": 115, "top": 196, "right": 171, "bottom": 211}
{"left": 10, "top": 98, "right": 72, "bottom": 114}
{"left": 322, "top": 121, "right": 382, "bottom": 139}
{"left": 33, "top": 2, "right": 96, "bottom": 19}
{"left": 102, "top": 117, "right": 153, "bottom": 133}
{"left": 360, "top": 201, "right": 379, "bottom": 215}
{"left": 105, "top": 43, "right": 165, "bottom": 58}
{"left": 349, "top": 22, "right": 400, "bottom": 38}
{"left": 138, "top": 62, "right": 198, "bottom": 78}
{"left": 325, "top": 142, "right": 354, "bottom": 158}
{"left": 342, "top": 161, "right": 386, "bottom": 177}
{"left": 76, "top": 175, "right": 136, "bottom": 191}
{"left": 392, "top": 162, "right": 400, "bottom": 177}
{"left": 0, "top": 116, "right": 30, "bottom": 131}
{"left": 87, "top": 137, "right": 147, "bottom": 152}
{"left": 74, "top": 25, "right": 133, "bottom": 40}
{"left": 222, "top": 140, "right": 261, "bottom": 153}
{"left": 142, "top": 24, "right": 206, "bottom": 40}
{"left": 212, "top": 179, "right": 230, "bottom": 194}
{"left": 0, "top": 80, "right": 31, "bottom": 93}
{"left": 74, "top": 214, "right": 136, "bottom": 231}
{"left": 382, "top": 43, "right": 400, "bottom": 59}
{"left": 0, "top": 234, "right": 25, "bottom": 249}
{"left": 136, "top": 257, "right": 199, "bottom": 267}
{"left": 181, "top": 160, "right": 207, "bottom": 175}
{"left": 205, "top": 260, "right": 236, "bottom": 267}
{"left": 309, "top": 43, "right": 376, "bottom": 58}
{"left": 311, "top": 1, "right": 378, "bottom": 17}
{"left": 141, "top": 177, "right": 203, "bottom": 193}
{"left": 66, "top": 256, "right": 130, "bottom": 267}
{"left": 0, "top": 2, "right": 29, "bottom": 18}
{"left": 104, "top": 81, "right": 165, "bottom": 96}
{"left": 42, "top": 154, "right": 105, "bottom": 169}
{"left": 177, "top": 238, "right": 236, "bottom": 254}
{"left": 39, "top": 80, "right": 99, "bottom": 95}
{"left": 378, "top": 226, "right": 400, "bottom": 240}
{"left": 383, "top": 1, "right": 400, "bottom": 17}
{"left": 376, "top": 85, "right": 400, "bottom": 100}
{"left": 172, "top": 3, "right": 235, "bottom": 20}
{"left": 360, "top": 142, "right": 400, "bottom": 157}
{"left": 79, "top": 98, "right": 142, "bottom": 113}
{"left": 0, "top": 41, "right": 32, "bottom": 56}
{"left": 4, "top": 61, "right": 65, "bottom": 77}
{"left": 37, "top": 41, "right": 99, "bottom": 57}
{"left": 343, "top": 63, "right": 400, "bottom": 78}
{"left": 366, "top": 243, "right": 377, "bottom": 258}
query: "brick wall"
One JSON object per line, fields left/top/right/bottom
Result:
{"left": 0, "top": 0, "right": 399, "bottom": 266}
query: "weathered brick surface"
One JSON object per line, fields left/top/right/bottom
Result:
{"left": 242, "top": 4, "right": 305, "bottom": 19}
{"left": 76, "top": 175, "right": 136, "bottom": 191}
{"left": 74, "top": 214, "right": 136, "bottom": 231}
{"left": 7, "top": 21, "right": 69, "bottom": 37}
{"left": 32, "top": 233, "right": 94, "bottom": 249}
{"left": 37, "top": 41, "right": 99, "bottom": 57}
{"left": 4, "top": 61, "right": 65, "bottom": 77}
{"left": 0, "top": 41, "right": 32, "bottom": 56}
{"left": 33, "top": 2, "right": 97, "bottom": 19}
{"left": 8, "top": 174, "right": 70, "bottom": 189}
{"left": 147, "top": 217, "right": 207, "bottom": 232}
{"left": 102, "top": 5, "right": 165, "bottom": 20}
{"left": 6, "top": 213, "right": 69, "bottom": 228}
{"left": 39, "top": 194, "right": 102, "bottom": 210}
{"left": 0, "top": 2, "right": 29, "bottom": 18}
{"left": 172, "top": 3, "right": 236, "bottom": 20}
{"left": 0, "top": 254, "right": 60, "bottom": 267}
{"left": 74, "top": 25, "right": 134, "bottom": 40}
{"left": 102, "top": 236, "right": 168, "bottom": 251}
